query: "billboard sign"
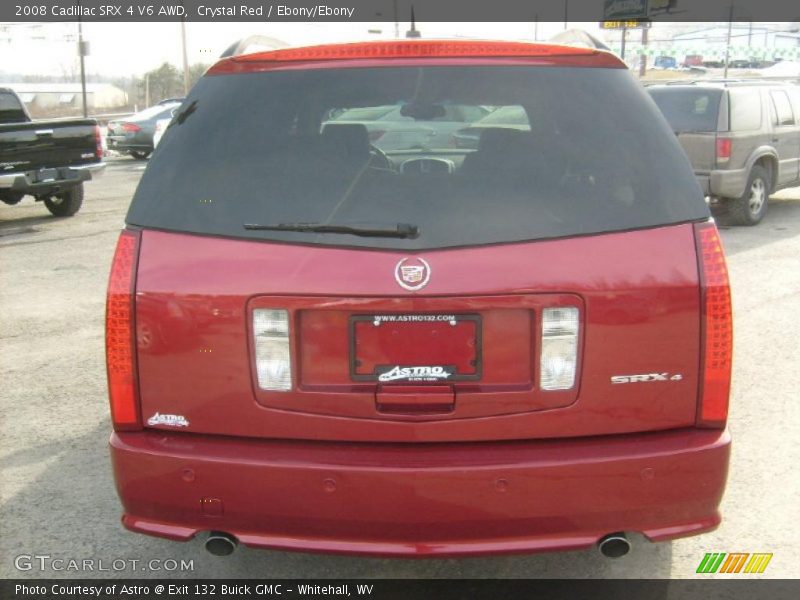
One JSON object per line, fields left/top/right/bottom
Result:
{"left": 603, "top": 0, "right": 649, "bottom": 19}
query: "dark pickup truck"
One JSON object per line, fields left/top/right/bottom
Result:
{"left": 0, "top": 87, "right": 105, "bottom": 216}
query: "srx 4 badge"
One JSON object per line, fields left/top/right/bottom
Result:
{"left": 611, "top": 373, "right": 684, "bottom": 384}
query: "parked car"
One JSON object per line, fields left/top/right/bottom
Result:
{"left": 324, "top": 103, "right": 490, "bottom": 152}
{"left": 647, "top": 82, "right": 800, "bottom": 224}
{"left": 152, "top": 117, "right": 171, "bottom": 149}
{"left": 683, "top": 54, "right": 704, "bottom": 68}
{"left": 0, "top": 87, "right": 105, "bottom": 216}
{"left": 107, "top": 40, "right": 731, "bottom": 559}
{"left": 106, "top": 101, "right": 182, "bottom": 159}
{"left": 653, "top": 56, "right": 677, "bottom": 69}
{"left": 450, "top": 105, "right": 531, "bottom": 149}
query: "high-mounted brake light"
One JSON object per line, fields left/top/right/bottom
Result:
{"left": 105, "top": 230, "right": 141, "bottom": 431}
{"left": 716, "top": 137, "right": 732, "bottom": 164}
{"left": 253, "top": 309, "right": 292, "bottom": 391}
{"left": 207, "top": 40, "right": 624, "bottom": 75}
{"left": 540, "top": 307, "right": 580, "bottom": 391}
{"left": 696, "top": 222, "right": 732, "bottom": 428}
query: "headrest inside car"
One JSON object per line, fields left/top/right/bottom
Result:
{"left": 321, "top": 123, "right": 371, "bottom": 161}
{"left": 478, "top": 127, "right": 525, "bottom": 153}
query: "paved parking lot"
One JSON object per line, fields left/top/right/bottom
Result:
{"left": 1, "top": 157, "right": 798, "bottom": 579}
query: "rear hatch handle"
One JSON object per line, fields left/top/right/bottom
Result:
{"left": 376, "top": 385, "right": 455, "bottom": 414}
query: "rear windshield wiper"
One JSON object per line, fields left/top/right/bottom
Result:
{"left": 243, "top": 222, "right": 419, "bottom": 239}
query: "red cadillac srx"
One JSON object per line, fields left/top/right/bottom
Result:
{"left": 106, "top": 40, "right": 732, "bottom": 558}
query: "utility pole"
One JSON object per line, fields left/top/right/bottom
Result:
{"left": 723, "top": 2, "right": 734, "bottom": 78}
{"left": 639, "top": 25, "right": 649, "bottom": 77}
{"left": 406, "top": 7, "right": 420, "bottom": 38}
{"left": 534, "top": 13, "right": 539, "bottom": 41}
{"left": 393, "top": 0, "right": 399, "bottom": 39}
{"left": 563, "top": 0, "right": 568, "bottom": 30}
{"left": 180, "top": 19, "right": 190, "bottom": 95}
{"left": 620, "top": 26, "right": 627, "bottom": 61}
{"left": 77, "top": 1, "right": 88, "bottom": 118}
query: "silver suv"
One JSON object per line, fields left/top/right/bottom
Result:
{"left": 648, "top": 81, "right": 800, "bottom": 225}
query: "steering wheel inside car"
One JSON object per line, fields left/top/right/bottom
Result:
{"left": 369, "top": 144, "right": 393, "bottom": 170}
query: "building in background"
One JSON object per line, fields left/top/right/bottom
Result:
{"left": 6, "top": 82, "right": 127, "bottom": 111}
{"left": 669, "top": 24, "right": 800, "bottom": 63}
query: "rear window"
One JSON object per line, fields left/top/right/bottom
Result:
{"left": 647, "top": 87, "right": 722, "bottom": 133}
{"left": 789, "top": 88, "right": 800, "bottom": 118}
{"left": 770, "top": 90, "right": 795, "bottom": 126}
{"left": 0, "top": 91, "right": 27, "bottom": 124}
{"left": 728, "top": 88, "right": 762, "bottom": 131}
{"left": 128, "top": 65, "right": 708, "bottom": 250}
{"left": 133, "top": 103, "right": 180, "bottom": 120}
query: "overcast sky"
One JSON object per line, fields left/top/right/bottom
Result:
{"left": 5, "top": 21, "right": 793, "bottom": 79}
{"left": 0, "top": 21, "right": 598, "bottom": 78}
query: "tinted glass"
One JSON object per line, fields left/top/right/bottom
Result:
{"left": 728, "top": 88, "right": 762, "bottom": 131}
{"left": 770, "top": 91, "right": 795, "bottom": 126}
{"left": 128, "top": 66, "right": 708, "bottom": 250}
{"left": 476, "top": 106, "right": 530, "bottom": 127}
{"left": 0, "top": 91, "right": 27, "bottom": 124}
{"left": 647, "top": 87, "right": 723, "bottom": 133}
{"left": 323, "top": 102, "right": 490, "bottom": 151}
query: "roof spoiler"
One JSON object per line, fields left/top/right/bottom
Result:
{"left": 220, "top": 35, "right": 290, "bottom": 58}
{"left": 549, "top": 29, "right": 612, "bottom": 53}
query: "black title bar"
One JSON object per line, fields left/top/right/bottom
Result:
{"left": 4, "top": 0, "right": 800, "bottom": 22}
{"left": 2, "top": 579, "right": 800, "bottom": 600}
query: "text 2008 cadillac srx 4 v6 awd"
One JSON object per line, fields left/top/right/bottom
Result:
{"left": 105, "top": 40, "right": 732, "bottom": 558}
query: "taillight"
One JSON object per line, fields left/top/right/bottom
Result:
{"left": 716, "top": 137, "right": 732, "bottom": 164}
{"left": 696, "top": 222, "right": 732, "bottom": 428}
{"left": 94, "top": 125, "right": 103, "bottom": 159}
{"left": 253, "top": 309, "right": 292, "bottom": 391}
{"left": 540, "top": 307, "right": 579, "bottom": 391}
{"left": 105, "top": 230, "right": 141, "bottom": 431}
{"left": 121, "top": 123, "right": 141, "bottom": 133}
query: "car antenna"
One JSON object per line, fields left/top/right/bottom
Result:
{"left": 406, "top": 6, "right": 421, "bottom": 38}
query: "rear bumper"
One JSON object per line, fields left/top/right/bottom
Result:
{"left": 106, "top": 136, "right": 152, "bottom": 152}
{"left": 695, "top": 173, "right": 711, "bottom": 195}
{"left": 110, "top": 428, "right": 730, "bottom": 557}
{"left": 0, "top": 162, "right": 105, "bottom": 191}
{"left": 706, "top": 167, "right": 749, "bottom": 199}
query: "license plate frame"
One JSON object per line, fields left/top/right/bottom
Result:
{"left": 349, "top": 313, "right": 482, "bottom": 383}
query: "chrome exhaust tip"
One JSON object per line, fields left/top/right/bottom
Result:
{"left": 598, "top": 532, "right": 631, "bottom": 558}
{"left": 205, "top": 531, "right": 237, "bottom": 556}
